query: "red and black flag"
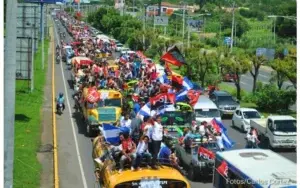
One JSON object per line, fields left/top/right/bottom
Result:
{"left": 171, "top": 75, "right": 183, "bottom": 89}
{"left": 160, "top": 46, "right": 186, "bottom": 67}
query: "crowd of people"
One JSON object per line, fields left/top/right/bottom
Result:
{"left": 56, "top": 10, "right": 259, "bottom": 176}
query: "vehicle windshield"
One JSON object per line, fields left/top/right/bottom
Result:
{"left": 243, "top": 111, "right": 261, "bottom": 119}
{"left": 104, "top": 99, "right": 121, "bottom": 107}
{"left": 115, "top": 179, "right": 187, "bottom": 188}
{"left": 161, "top": 111, "right": 193, "bottom": 126}
{"left": 195, "top": 109, "right": 220, "bottom": 118}
{"left": 218, "top": 96, "right": 234, "bottom": 102}
{"left": 117, "top": 44, "right": 123, "bottom": 47}
{"left": 274, "top": 120, "right": 297, "bottom": 132}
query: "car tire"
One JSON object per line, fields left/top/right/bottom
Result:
{"left": 231, "top": 120, "right": 235, "bottom": 127}
{"left": 241, "top": 124, "right": 246, "bottom": 133}
{"left": 188, "top": 166, "right": 195, "bottom": 181}
{"left": 267, "top": 139, "right": 273, "bottom": 150}
{"left": 86, "top": 125, "right": 92, "bottom": 137}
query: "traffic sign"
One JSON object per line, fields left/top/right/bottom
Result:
{"left": 154, "top": 16, "right": 168, "bottom": 26}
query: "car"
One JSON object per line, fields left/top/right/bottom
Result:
{"left": 232, "top": 108, "right": 263, "bottom": 132}
{"left": 194, "top": 95, "right": 222, "bottom": 123}
{"left": 209, "top": 91, "right": 240, "bottom": 117}
{"left": 174, "top": 136, "right": 221, "bottom": 181}
{"left": 115, "top": 43, "right": 123, "bottom": 52}
{"left": 223, "top": 73, "right": 237, "bottom": 82}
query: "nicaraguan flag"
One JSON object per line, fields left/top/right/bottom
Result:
{"left": 137, "top": 102, "right": 151, "bottom": 117}
{"left": 156, "top": 104, "right": 175, "bottom": 115}
{"left": 222, "top": 131, "right": 235, "bottom": 149}
{"left": 183, "top": 77, "right": 193, "bottom": 90}
{"left": 175, "top": 89, "right": 188, "bottom": 102}
{"left": 158, "top": 74, "right": 170, "bottom": 84}
{"left": 102, "top": 124, "right": 121, "bottom": 145}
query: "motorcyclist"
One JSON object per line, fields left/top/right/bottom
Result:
{"left": 56, "top": 92, "right": 65, "bottom": 112}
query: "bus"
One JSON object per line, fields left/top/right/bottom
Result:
{"left": 213, "top": 149, "right": 297, "bottom": 188}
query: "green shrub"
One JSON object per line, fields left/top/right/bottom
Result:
{"left": 255, "top": 84, "right": 296, "bottom": 112}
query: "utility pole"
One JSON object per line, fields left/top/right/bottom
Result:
{"left": 41, "top": 3, "right": 45, "bottom": 70}
{"left": 143, "top": 4, "right": 147, "bottom": 50}
{"left": 234, "top": 21, "right": 237, "bottom": 46}
{"left": 230, "top": 1, "right": 235, "bottom": 53}
{"left": 273, "top": 17, "right": 276, "bottom": 44}
{"left": 182, "top": 4, "right": 185, "bottom": 42}
{"left": 31, "top": 28, "right": 35, "bottom": 92}
{"left": 4, "top": 0, "right": 17, "bottom": 187}
{"left": 187, "top": 26, "right": 190, "bottom": 48}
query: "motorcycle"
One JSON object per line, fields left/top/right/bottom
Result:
{"left": 56, "top": 102, "right": 63, "bottom": 115}
{"left": 56, "top": 54, "right": 60, "bottom": 64}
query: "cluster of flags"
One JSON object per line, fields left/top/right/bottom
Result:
{"left": 210, "top": 118, "right": 235, "bottom": 149}
{"left": 137, "top": 45, "right": 203, "bottom": 118}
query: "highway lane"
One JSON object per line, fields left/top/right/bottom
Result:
{"left": 54, "top": 18, "right": 96, "bottom": 188}
{"left": 53, "top": 19, "right": 296, "bottom": 188}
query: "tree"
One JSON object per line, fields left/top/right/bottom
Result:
{"left": 221, "top": 52, "right": 251, "bottom": 100}
{"left": 186, "top": 49, "right": 218, "bottom": 87}
{"left": 283, "top": 57, "right": 296, "bottom": 89}
{"left": 249, "top": 55, "right": 267, "bottom": 93}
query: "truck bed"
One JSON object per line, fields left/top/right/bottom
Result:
{"left": 250, "top": 119, "right": 267, "bottom": 134}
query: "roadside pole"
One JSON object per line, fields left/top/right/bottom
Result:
{"left": 31, "top": 30, "right": 35, "bottom": 92}
{"left": 4, "top": 0, "right": 17, "bottom": 187}
{"left": 230, "top": 2, "right": 235, "bottom": 53}
{"left": 41, "top": 3, "right": 45, "bottom": 70}
{"left": 187, "top": 26, "right": 190, "bottom": 48}
{"left": 164, "top": 26, "right": 167, "bottom": 36}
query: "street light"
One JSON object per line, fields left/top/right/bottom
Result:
{"left": 267, "top": 15, "right": 297, "bottom": 44}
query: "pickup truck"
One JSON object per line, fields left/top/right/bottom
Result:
{"left": 250, "top": 115, "right": 297, "bottom": 149}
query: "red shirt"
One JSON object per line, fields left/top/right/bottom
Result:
{"left": 121, "top": 138, "right": 135, "bottom": 154}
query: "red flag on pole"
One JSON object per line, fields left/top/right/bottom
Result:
{"left": 187, "top": 90, "right": 201, "bottom": 106}
{"left": 216, "top": 161, "right": 228, "bottom": 177}
{"left": 160, "top": 46, "right": 186, "bottom": 66}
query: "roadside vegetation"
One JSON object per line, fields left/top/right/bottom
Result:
{"left": 14, "top": 40, "right": 50, "bottom": 188}
{"left": 85, "top": 1, "right": 296, "bottom": 115}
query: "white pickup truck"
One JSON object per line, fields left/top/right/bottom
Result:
{"left": 250, "top": 115, "right": 297, "bottom": 149}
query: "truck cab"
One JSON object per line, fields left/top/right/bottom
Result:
{"left": 250, "top": 115, "right": 297, "bottom": 149}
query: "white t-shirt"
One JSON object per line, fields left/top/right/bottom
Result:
{"left": 247, "top": 134, "right": 256, "bottom": 143}
{"left": 136, "top": 141, "right": 148, "bottom": 154}
{"left": 120, "top": 119, "right": 132, "bottom": 129}
{"left": 144, "top": 124, "right": 153, "bottom": 140}
{"left": 199, "top": 125, "right": 206, "bottom": 136}
{"left": 152, "top": 122, "right": 163, "bottom": 141}
{"left": 216, "top": 135, "right": 224, "bottom": 149}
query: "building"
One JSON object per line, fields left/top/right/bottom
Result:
{"left": 146, "top": 2, "right": 199, "bottom": 16}
{"left": 115, "top": 0, "right": 125, "bottom": 10}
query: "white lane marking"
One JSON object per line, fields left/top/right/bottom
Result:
{"left": 53, "top": 20, "right": 88, "bottom": 188}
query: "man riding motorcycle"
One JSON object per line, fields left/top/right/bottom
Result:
{"left": 56, "top": 92, "right": 65, "bottom": 112}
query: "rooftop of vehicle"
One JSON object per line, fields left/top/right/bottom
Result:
{"left": 216, "top": 149, "right": 297, "bottom": 187}
{"left": 213, "top": 90, "right": 231, "bottom": 96}
{"left": 194, "top": 95, "right": 218, "bottom": 109}
{"left": 237, "top": 108, "right": 259, "bottom": 112}
{"left": 268, "top": 115, "right": 296, "bottom": 121}
{"left": 108, "top": 165, "right": 188, "bottom": 185}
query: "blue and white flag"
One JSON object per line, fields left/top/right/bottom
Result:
{"left": 183, "top": 77, "right": 193, "bottom": 90}
{"left": 156, "top": 104, "right": 175, "bottom": 115}
{"left": 102, "top": 124, "right": 130, "bottom": 145}
{"left": 175, "top": 89, "right": 188, "bottom": 102}
{"left": 222, "top": 131, "right": 235, "bottom": 149}
{"left": 158, "top": 74, "right": 170, "bottom": 84}
{"left": 137, "top": 102, "right": 151, "bottom": 117}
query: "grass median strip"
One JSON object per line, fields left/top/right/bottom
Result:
{"left": 14, "top": 40, "right": 50, "bottom": 188}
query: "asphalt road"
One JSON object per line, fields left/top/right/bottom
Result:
{"left": 222, "top": 67, "right": 296, "bottom": 111}
{"left": 53, "top": 18, "right": 296, "bottom": 188}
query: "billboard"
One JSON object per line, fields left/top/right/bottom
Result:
{"left": 224, "top": 37, "right": 231, "bottom": 46}
{"left": 187, "top": 19, "right": 203, "bottom": 31}
{"left": 154, "top": 16, "right": 168, "bottom": 26}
